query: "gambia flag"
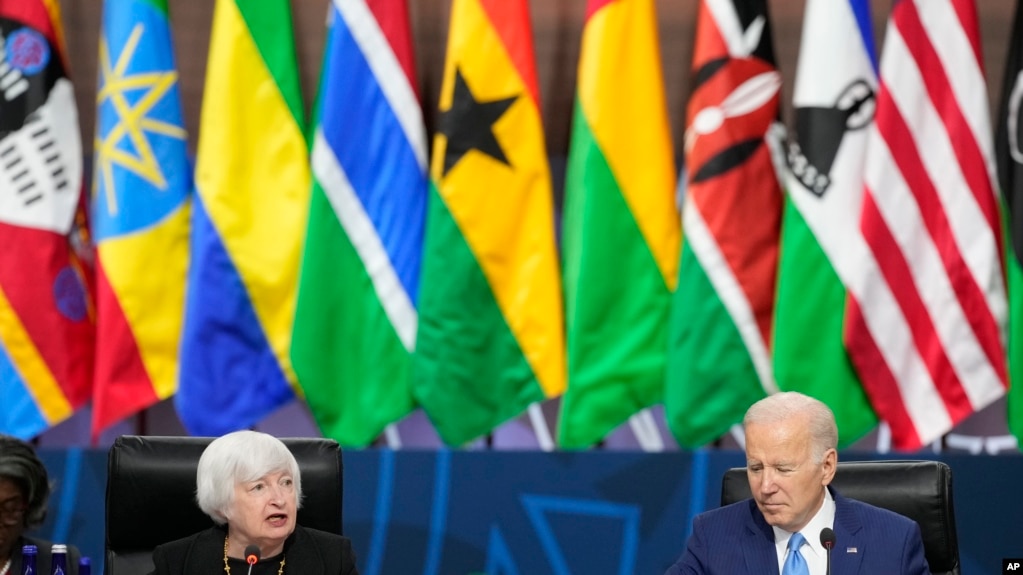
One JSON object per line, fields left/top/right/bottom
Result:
{"left": 413, "top": 0, "right": 565, "bottom": 446}
{"left": 771, "top": 0, "right": 878, "bottom": 445}
{"left": 177, "top": 0, "right": 309, "bottom": 435}
{"left": 0, "top": 0, "right": 94, "bottom": 439}
{"left": 293, "top": 0, "right": 427, "bottom": 447}
{"left": 91, "top": 0, "right": 191, "bottom": 438}
{"left": 665, "top": 0, "right": 783, "bottom": 448}
{"left": 558, "top": 0, "right": 679, "bottom": 449}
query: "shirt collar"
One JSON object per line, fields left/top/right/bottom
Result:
{"left": 772, "top": 486, "right": 836, "bottom": 561}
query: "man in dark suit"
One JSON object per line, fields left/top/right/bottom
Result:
{"left": 664, "top": 392, "right": 930, "bottom": 575}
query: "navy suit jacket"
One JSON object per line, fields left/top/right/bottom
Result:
{"left": 665, "top": 488, "right": 931, "bottom": 575}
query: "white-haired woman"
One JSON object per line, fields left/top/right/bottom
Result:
{"left": 148, "top": 431, "right": 359, "bottom": 574}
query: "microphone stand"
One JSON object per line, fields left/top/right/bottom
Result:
{"left": 820, "top": 528, "right": 836, "bottom": 575}
{"left": 244, "top": 545, "right": 261, "bottom": 575}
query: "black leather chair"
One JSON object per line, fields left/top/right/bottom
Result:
{"left": 105, "top": 435, "right": 343, "bottom": 575}
{"left": 721, "top": 460, "right": 959, "bottom": 575}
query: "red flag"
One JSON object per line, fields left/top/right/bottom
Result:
{"left": 0, "top": 0, "right": 94, "bottom": 438}
{"left": 666, "top": 0, "right": 784, "bottom": 447}
{"left": 847, "top": 0, "right": 1006, "bottom": 449}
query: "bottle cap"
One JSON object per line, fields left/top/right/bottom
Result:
{"left": 21, "top": 545, "right": 37, "bottom": 555}
{"left": 50, "top": 545, "right": 67, "bottom": 554}
{"left": 77, "top": 559, "right": 89, "bottom": 566}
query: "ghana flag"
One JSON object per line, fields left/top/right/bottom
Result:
{"left": 413, "top": 0, "right": 564, "bottom": 446}
{"left": 558, "top": 0, "right": 679, "bottom": 448}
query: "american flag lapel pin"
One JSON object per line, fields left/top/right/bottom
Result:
{"left": 846, "top": 547, "right": 858, "bottom": 554}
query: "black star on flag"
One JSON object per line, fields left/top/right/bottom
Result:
{"left": 438, "top": 67, "right": 518, "bottom": 177}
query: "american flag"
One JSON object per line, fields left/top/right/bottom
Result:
{"left": 845, "top": 0, "right": 1007, "bottom": 450}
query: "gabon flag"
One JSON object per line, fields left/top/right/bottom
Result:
{"left": 177, "top": 0, "right": 310, "bottom": 435}
{"left": 665, "top": 0, "right": 784, "bottom": 448}
{"left": 413, "top": 0, "right": 565, "bottom": 446}
{"left": 91, "top": 0, "right": 191, "bottom": 438}
{"left": 0, "top": 0, "right": 94, "bottom": 439}
{"left": 558, "top": 0, "right": 679, "bottom": 448}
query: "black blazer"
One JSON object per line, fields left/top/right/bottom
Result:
{"left": 148, "top": 525, "right": 359, "bottom": 575}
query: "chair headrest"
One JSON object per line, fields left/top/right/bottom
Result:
{"left": 721, "top": 460, "right": 958, "bottom": 575}
{"left": 106, "top": 435, "right": 342, "bottom": 551}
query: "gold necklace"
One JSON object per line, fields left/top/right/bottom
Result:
{"left": 223, "top": 536, "right": 286, "bottom": 575}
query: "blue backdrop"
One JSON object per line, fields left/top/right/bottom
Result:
{"left": 29, "top": 449, "right": 1023, "bottom": 574}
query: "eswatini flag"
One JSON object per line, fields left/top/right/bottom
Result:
{"left": 177, "top": 0, "right": 310, "bottom": 435}
{"left": 293, "top": 0, "right": 427, "bottom": 447}
{"left": 848, "top": 0, "right": 1006, "bottom": 450}
{"left": 558, "top": 0, "right": 679, "bottom": 448}
{"left": 0, "top": 0, "right": 94, "bottom": 439}
{"left": 91, "top": 0, "right": 191, "bottom": 437}
{"left": 665, "top": 0, "right": 783, "bottom": 448}
{"left": 413, "top": 0, "right": 565, "bottom": 446}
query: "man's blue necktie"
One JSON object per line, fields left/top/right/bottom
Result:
{"left": 783, "top": 532, "right": 810, "bottom": 575}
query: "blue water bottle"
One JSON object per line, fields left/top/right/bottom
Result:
{"left": 20, "top": 545, "right": 37, "bottom": 575}
{"left": 48, "top": 545, "right": 66, "bottom": 575}
{"left": 76, "top": 558, "right": 90, "bottom": 575}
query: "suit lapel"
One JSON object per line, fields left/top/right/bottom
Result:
{"left": 282, "top": 526, "right": 326, "bottom": 575}
{"left": 743, "top": 500, "right": 782, "bottom": 575}
{"left": 831, "top": 490, "right": 865, "bottom": 575}
{"left": 183, "top": 526, "right": 228, "bottom": 573}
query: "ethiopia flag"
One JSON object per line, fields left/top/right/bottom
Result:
{"left": 665, "top": 0, "right": 784, "bottom": 448}
{"left": 91, "top": 0, "right": 191, "bottom": 438}
{"left": 413, "top": 0, "right": 565, "bottom": 446}
{"left": 177, "top": 0, "right": 309, "bottom": 435}
{"left": 558, "top": 0, "right": 679, "bottom": 449}
{"left": 0, "top": 0, "right": 94, "bottom": 439}
{"left": 293, "top": 0, "right": 427, "bottom": 447}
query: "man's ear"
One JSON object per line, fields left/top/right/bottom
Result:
{"left": 821, "top": 448, "right": 838, "bottom": 485}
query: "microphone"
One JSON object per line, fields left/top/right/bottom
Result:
{"left": 244, "top": 545, "right": 260, "bottom": 575}
{"left": 820, "top": 527, "right": 836, "bottom": 575}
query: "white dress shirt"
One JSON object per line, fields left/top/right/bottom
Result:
{"left": 772, "top": 487, "right": 836, "bottom": 575}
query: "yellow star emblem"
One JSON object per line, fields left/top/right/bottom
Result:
{"left": 94, "top": 23, "right": 187, "bottom": 217}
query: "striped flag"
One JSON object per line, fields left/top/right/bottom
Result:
{"left": 771, "top": 0, "right": 878, "bottom": 445}
{"left": 995, "top": 0, "right": 1023, "bottom": 446}
{"left": 848, "top": 0, "right": 1006, "bottom": 450}
{"left": 177, "top": 0, "right": 310, "bottom": 435}
{"left": 91, "top": 0, "right": 190, "bottom": 437}
{"left": 665, "top": 0, "right": 783, "bottom": 448}
{"left": 413, "top": 0, "right": 564, "bottom": 446}
{"left": 292, "top": 0, "right": 427, "bottom": 447}
{"left": 558, "top": 0, "right": 678, "bottom": 449}
{"left": 0, "top": 0, "right": 94, "bottom": 439}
